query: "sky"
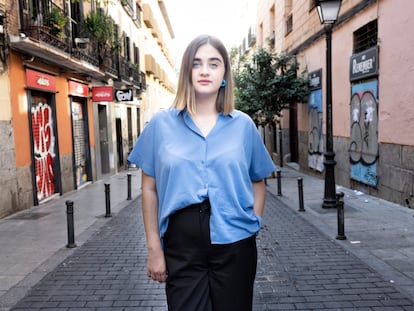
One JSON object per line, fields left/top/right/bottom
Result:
{"left": 164, "top": 0, "right": 250, "bottom": 65}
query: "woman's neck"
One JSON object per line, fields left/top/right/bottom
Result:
{"left": 193, "top": 97, "right": 219, "bottom": 136}
{"left": 195, "top": 94, "right": 218, "bottom": 117}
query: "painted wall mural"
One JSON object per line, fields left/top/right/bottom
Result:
{"left": 350, "top": 81, "right": 379, "bottom": 187}
{"left": 31, "top": 100, "right": 56, "bottom": 201}
{"left": 308, "top": 89, "right": 324, "bottom": 172}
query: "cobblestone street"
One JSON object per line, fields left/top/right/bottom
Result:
{"left": 8, "top": 191, "right": 414, "bottom": 310}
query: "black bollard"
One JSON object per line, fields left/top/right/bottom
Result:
{"left": 298, "top": 177, "right": 305, "bottom": 212}
{"left": 66, "top": 200, "right": 77, "bottom": 248}
{"left": 127, "top": 173, "right": 132, "bottom": 200}
{"left": 105, "top": 183, "right": 112, "bottom": 218}
{"left": 276, "top": 169, "right": 282, "bottom": 196}
{"left": 336, "top": 192, "right": 346, "bottom": 240}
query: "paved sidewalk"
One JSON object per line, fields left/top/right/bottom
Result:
{"left": 0, "top": 169, "right": 142, "bottom": 310}
{"left": 1, "top": 165, "right": 414, "bottom": 310}
{"left": 265, "top": 165, "right": 414, "bottom": 304}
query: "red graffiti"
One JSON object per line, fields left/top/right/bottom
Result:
{"left": 31, "top": 102, "right": 55, "bottom": 201}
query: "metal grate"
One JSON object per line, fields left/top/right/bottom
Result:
{"left": 353, "top": 19, "right": 377, "bottom": 53}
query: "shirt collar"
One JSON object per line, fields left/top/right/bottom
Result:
{"left": 174, "top": 107, "right": 235, "bottom": 118}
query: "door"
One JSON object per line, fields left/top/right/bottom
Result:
{"left": 98, "top": 104, "right": 110, "bottom": 174}
{"left": 30, "top": 91, "right": 59, "bottom": 203}
{"left": 116, "top": 117, "right": 123, "bottom": 168}
{"left": 289, "top": 103, "right": 298, "bottom": 162}
{"left": 71, "top": 99, "right": 91, "bottom": 188}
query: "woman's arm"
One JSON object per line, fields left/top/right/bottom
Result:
{"left": 252, "top": 179, "right": 266, "bottom": 217}
{"left": 141, "top": 171, "right": 167, "bottom": 282}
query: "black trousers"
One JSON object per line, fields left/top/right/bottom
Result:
{"left": 163, "top": 200, "right": 257, "bottom": 311}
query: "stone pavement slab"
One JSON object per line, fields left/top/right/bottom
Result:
{"left": 6, "top": 189, "right": 414, "bottom": 310}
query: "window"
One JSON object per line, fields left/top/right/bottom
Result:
{"left": 134, "top": 45, "right": 140, "bottom": 67}
{"left": 269, "top": 5, "right": 275, "bottom": 47}
{"left": 284, "top": 0, "right": 293, "bottom": 36}
{"left": 134, "top": 3, "right": 142, "bottom": 28}
{"left": 248, "top": 26, "right": 256, "bottom": 48}
{"left": 123, "top": 35, "right": 131, "bottom": 60}
{"left": 285, "top": 14, "right": 293, "bottom": 36}
{"left": 353, "top": 20, "right": 378, "bottom": 53}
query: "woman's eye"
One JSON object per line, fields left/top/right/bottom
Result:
{"left": 192, "top": 62, "right": 201, "bottom": 68}
{"left": 210, "top": 63, "right": 218, "bottom": 68}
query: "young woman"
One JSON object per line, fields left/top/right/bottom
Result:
{"left": 128, "top": 35, "right": 275, "bottom": 311}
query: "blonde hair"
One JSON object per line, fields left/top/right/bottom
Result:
{"left": 172, "top": 35, "right": 234, "bottom": 115}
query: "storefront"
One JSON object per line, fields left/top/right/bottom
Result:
{"left": 68, "top": 80, "right": 92, "bottom": 189}
{"left": 26, "top": 68, "right": 61, "bottom": 204}
{"left": 92, "top": 86, "right": 114, "bottom": 178}
{"left": 307, "top": 69, "right": 324, "bottom": 173}
{"left": 349, "top": 46, "right": 379, "bottom": 187}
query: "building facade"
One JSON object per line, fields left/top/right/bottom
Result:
{"left": 0, "top": 0, "right": 176, "bottom": 218}
{"left": 252, "top": 0, "right": 414, "bottom": 207}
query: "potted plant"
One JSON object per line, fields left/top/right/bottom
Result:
{"left": 49, "top": 7, "right": 68, "bottom": 38}
{"left": 84, "top": 9, "right": 116, "bottom": 67}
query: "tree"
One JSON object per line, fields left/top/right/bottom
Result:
{"left": 233, "top": 48, "right": 309, "bottom": 126}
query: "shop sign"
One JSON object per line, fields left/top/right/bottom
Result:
{"left": 114, "top": 88, "right": 133, "bottom": 102}
{"left": 26, "top": 69, "right": 56, "bottom": 92}
{"left": 349, "top": 46, "right": 379, "bottom": 82}
{"left": 68, "top": 80, "right": 88, "bottom": 97}
{"left": 308, "top": 69, "right": 322, "bottom": 90}
{"left": 92, "top": 86, "right": 113, "bottom": 102}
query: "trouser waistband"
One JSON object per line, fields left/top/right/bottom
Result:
{"left": 177, "top": 199, "right": 211, "bottom": 214}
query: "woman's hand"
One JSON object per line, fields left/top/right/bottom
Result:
{"left": 147, "top": 246, "right": 168, "bottom": 283}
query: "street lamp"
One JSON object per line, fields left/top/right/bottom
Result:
{"left": 316, "top": 0, "right": 342, "bottom": 209}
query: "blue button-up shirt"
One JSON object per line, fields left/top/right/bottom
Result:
{"left": 128, "top": 108, "right": 275, "bottom": 244}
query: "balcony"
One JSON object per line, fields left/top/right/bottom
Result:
{"left": 11, "top": 0, "right": 104, "bottom": 79}
{"left": 10, "top": 0, "right": 147, "bottom": 90}
{"left": 119, "top": 56, "right": 141, "bottom": 88}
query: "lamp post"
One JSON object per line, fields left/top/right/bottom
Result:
{"left": 316, "top": 0, "right": 342, "bottom": 209}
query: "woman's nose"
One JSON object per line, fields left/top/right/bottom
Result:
{"left": 200, "top": 64, "right": 209, "bottom": 75}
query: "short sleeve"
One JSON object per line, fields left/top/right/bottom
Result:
{"left": 248, "top": 122, "right": 276, "bottom": 181}
{"left": 127, "top": 120, "right": 156, "bottom": 177}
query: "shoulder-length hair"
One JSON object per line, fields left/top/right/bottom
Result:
{"left": 172, "top": 35, "right": 234, "bottom": 115}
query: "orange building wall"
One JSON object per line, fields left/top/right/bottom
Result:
{"left": 10, "top": 53, "right": 31, "bottom": 167}
{"left": 10, "top": 52, "right": 96, "bottom": 167}
{"left": 88, "top": 99, "right": 95, "bottom": 148}
{"left": 55, "top": 78, "right": 73, "bottom": 156}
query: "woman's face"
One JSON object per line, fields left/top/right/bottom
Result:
{"left": 191, "top": 44, "right": 225, "bottom": 98}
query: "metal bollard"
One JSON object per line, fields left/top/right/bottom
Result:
{"left": 66, "top": 200, "right": 77, "bottom": 248}
{"left": 336, "top": 192, "right": 346, "bottom": 240}
{"left": 276, "top": 169, "right": 282, "bottom": 196}
{"left": 298, "top": 177, "right": 305, "bottom": 212}
{"left": 127, "top": 173, "right": 132, "bottom": 200}
{"left": 105, "top": 183, "right": 112, "bottom": 218}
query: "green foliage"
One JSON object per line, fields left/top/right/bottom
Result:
{"left": 234, "top": 48, "right": 309, "bottom": 126}
{"left": 48, "top": 7, "right": 68, "bottom": 38}
{"left": 84, "top": 10, "right": 113, "bottom": 45}
{"left": 84, "top": 8, "right": 118, "bottom": 62}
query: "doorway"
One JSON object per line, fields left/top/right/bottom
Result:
{"left": 71, "top": 98, "right": 92, "bottom": 188}
{"left": 29, "top": 91, "right": 60, "bottom": 204}
{"left": 98, "top": 104, "right": 110, "bottom": 174}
